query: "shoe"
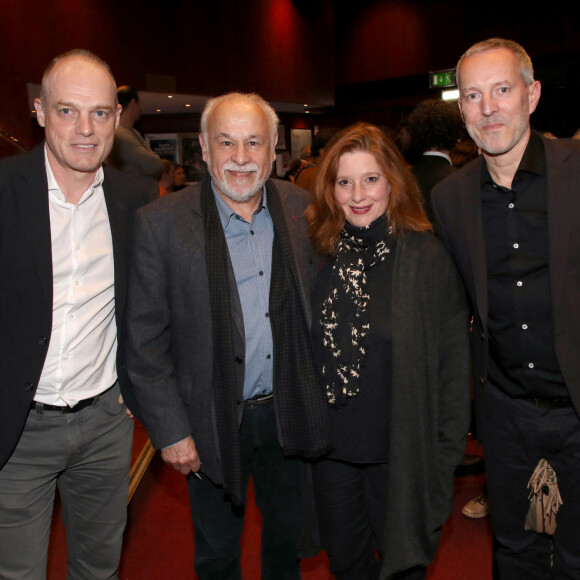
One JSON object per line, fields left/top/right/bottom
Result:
{"left": 461, "top": 493, "right": 489, "bottom": 519}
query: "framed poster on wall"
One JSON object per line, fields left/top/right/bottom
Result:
{"left": 179, "top": 133, "right": 207, "bottom": 183}
{"left": 290, "top": 129, "right": 312, "bottom": 162}
{"left": 145, "top": 133, "right": 179, "bottom": 162}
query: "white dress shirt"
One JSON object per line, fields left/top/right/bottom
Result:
{"left": 35, "top": 148, "right": 117, "bottom": 407}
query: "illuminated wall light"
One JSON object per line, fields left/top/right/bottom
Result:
{"left": 168, "top": 95, "right": 173, "bottom": 99}
{"left": 442, "top": 89, "right": 459, "bottom": 101}
{"left": 156, "top": 108, "right": 162, "bottom": 112}
{"left": 185, "top": 104, "right": 191, "bottom": 107}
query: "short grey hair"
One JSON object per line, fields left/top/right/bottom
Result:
{"left": 200, "top": 92, "right": 279, "bottom": 146}
{"left": 457, "top": 38, "right": 535, "bottom": 88}
{"left": 40, "top": 49, "right": 117, "bottom": 105}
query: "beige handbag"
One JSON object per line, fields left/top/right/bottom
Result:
{"left": 524, "top": 458, "right": 563, "bottom": 535}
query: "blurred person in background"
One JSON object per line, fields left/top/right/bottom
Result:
{"left": 107, "top": 85, "right": 162, "bottom": 201}
{"left": 407, "top": 99, "right": 463, "bottom": 221}
{"left": 173, "top": 163, "right": 187, "bottom": 191}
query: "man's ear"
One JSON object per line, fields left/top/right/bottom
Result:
{"left": 528, "top": 80, "right": 541, "bottom": 114}
{"left": 34, "top": 98, "right": 46, "bottom": 128}
{"left": 457, "top": 97, "right": 464, "bottom": 120}
{"left": 199, "top": 134, "right": 208, "bottom": 163}
{"left": 271, "top": 132, "right": 278, "bottom": 163}
{"left": 114, "top": 103, "right": 122, "bottom": 129}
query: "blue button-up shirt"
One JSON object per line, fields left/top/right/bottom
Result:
{"left": 213, "top": 185, "right": 274, "bottom": 400}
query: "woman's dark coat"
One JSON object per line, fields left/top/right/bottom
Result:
{"left": 376, "top": 232, "right": 471, "bottom": 579}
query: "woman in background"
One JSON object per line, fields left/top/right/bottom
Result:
{"left": 172, "top": 164, "right": 188, "bottom": 191}
{"left": 158, "top": 159, "right": 177, "bottom": 197}
{"left": 307, "top": 123, "right": 470, "bottom": 579}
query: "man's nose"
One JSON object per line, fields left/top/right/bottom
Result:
{"left": 232, "top": 143, "right": 250, "bottom": 165}
{"left": 481, "top": 93, "right": 497, "bottom": 117}
{"left": 76, "top": 112, "right": 94, "bottom": 136}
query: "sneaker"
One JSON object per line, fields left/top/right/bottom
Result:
{"left": 461, "top": 493, "right": 489, "bottom": 519}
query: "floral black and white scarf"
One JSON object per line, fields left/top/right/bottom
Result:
{"left": 320, "top": 215, "right": 393, "bottom": 406}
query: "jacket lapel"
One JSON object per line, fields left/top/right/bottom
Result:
{"left": 15, "top": 146, "right": 53, "bottom": 310}
{"left": 545, "top": 138, "right": 576, "bottom": 324}
{"left": 193, "top": 188, "right": 245, "bottom": 343}
{"left": 102, "top": 169, "right": 129, "bottom": 327}
{"left": 464, "top": 187, "right": 488, "bottom": 333}
{"left": 276, "top": 182, "right": 312, "bottom": 323}
{"left": 456, "top": 162, "right": 489, "bottom": 333}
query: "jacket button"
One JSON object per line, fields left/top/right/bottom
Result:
{"left": 24, "top": 383, "right": 35, "bottom": 391}
{"left": 39, "top": 336, "right": 48, "bottom": 346}
{"left": 235, "top": 356, "right": 243, "bottom": 364}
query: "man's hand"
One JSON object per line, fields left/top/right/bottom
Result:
{"left": 118, "top": 394, "right": 134, "bottom": 419}
{"left": 161, "top": 436, "right": 201, "bottom": 475}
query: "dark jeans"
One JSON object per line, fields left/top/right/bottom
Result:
{"left": 187, "top": 400, "right": 305, "bottom": 580}
{"left": 483, "top": 383, "right": 580, "bottom": 579}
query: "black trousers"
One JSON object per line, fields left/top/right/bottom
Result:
{"left": 187, "top": 400, "right": 305, "bottom": 580}
{"left": 312, "top": 459, "right": 427, "bottom": 580}
{"left": 313, "top": 459, "right": 385, "bottom": 580}
{"left": 483, "top": 383, "right": 580, "bottom": 579}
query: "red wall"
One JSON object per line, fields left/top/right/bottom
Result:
{"left": 2, "top": 0, "right": 579, "bottom": 148}
{"left": 0, "top": 0, "right": 334, "bottom": 148}
{"left": 337, "top": 1, "right": 430, "bottom": 84}
{"left": 334, "top": 0, "right": 580, "bottom": 86}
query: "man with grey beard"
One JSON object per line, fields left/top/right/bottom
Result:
{"left": 125, "top": 92, "right": 332, "bottom": 579}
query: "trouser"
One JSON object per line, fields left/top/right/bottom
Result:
{"left": 0, "top": 382, "right": 133, "bottom": 580}
{"left": 312, "top": 459, "right": 385, "bottom": 580}
{"left": 483, "top": 382, "right": 580, "bottom": 579}
{"left": 312, "top": 459, "right": 427, "bottom": 580}
{"left": 187, "top": 400, "right": 305, "bottom": 580}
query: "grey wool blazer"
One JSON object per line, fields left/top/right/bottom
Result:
{"left": 124, "top": 178, "right": 321, "bottom": 487}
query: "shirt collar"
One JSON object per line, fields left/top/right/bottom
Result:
{"left": 423, "top": 151, "right": 452, "bottom": 164}
{"left": 211, "top": 182, "right": 268, "bottom": 229}
{"left": 44, "top": 144, "right": 104, "bottom": 205}
{"left": 480, "top": 130, "right": 546, "bottom": 188}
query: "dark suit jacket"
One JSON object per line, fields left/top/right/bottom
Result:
{"left": 125, "top": 179, "right": 316, "bottom": 486}
{"left": 411, "top": 154, "right": 456, "bottom": 221}
{"left": 0, "top": 144, "right": 148, "bottom": 469}
{"left": 431, "top": 134, "right": 580, "bottom": 425}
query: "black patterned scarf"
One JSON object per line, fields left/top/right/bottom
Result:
{"left": 320, "top": 214, "right": 393, "bottom": 406}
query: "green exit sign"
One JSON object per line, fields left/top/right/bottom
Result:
{"left": 430, "top": 70, "right": 456, "bottom": 88}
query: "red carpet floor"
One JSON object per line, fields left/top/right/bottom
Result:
{"left": 48, "top": 440, "right": 492, "bottom": 579}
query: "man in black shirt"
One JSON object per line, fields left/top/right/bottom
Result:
{"left": 432, "top": 38, "right": 580, "bottom": 579}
